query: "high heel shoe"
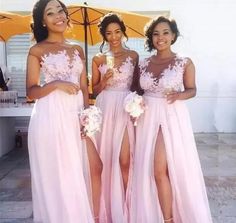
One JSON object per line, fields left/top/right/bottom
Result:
{"left": 164, "top": 217, "right": 173, "bottom": 222}
{"left": 94, "top": 216, "right": 99, "bottom": 223}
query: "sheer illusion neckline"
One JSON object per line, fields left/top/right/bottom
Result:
{"left": 41, "top": 49, "right": 80, "bottom": 68}
{"left": 99, "top": 56, "right": 133, "bottom": 72}
{"left": 150, "top": 54, "right": 177, "bottom": 65}
{"left": 113, "top": 56, "right": 133, "bottom": 71}
{"left": 147, "top": 55, "right": 178, "bottom": 80}
{"left": 112, "top": 49, "right": 129, "bottom": 58}
{"left": 43, "top": 40, "right": 74, "bottom": 48}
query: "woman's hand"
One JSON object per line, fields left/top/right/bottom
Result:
{"left": 55, "top": 81, "right": 80, "bottom": 95}
{"left": 130, "top": 116, "right": 137, "bottom": 125}
{"left": 103, "top": 68, "right": 113, "bottom": 82}
{"left": 80, "top": 126, "right": 87, "bottom": 139}
{"left": 166, "top": 92, "right": 180, "bottom": 104}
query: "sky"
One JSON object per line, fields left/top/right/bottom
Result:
{"left": 1, "top": 0, "right": 187, "bottom": 12}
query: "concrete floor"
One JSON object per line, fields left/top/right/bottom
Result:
{"left": 0, "top": 133, "right": 235, "bottom": 223}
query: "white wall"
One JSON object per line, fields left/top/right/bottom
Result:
{"left": 1, "top": 0, "right": 236, "bottom": 132}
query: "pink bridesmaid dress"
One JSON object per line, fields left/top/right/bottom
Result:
{"left": 28, "top": 46, "right": 95, "bottom": 223}
{"left": 95, "top": 56, "right": 136, "bottom": 223}
{"left": 130, "top": 55, "right": 212, "bottom": 223}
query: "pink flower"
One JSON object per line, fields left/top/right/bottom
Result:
{"left": 80, "top": 115, "right": 89, "bottom": 126}
{"left": 79, "top": 106, "right": 102, "bottom": 137}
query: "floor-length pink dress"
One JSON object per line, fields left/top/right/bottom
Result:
{"left": 28, "top": 45, "right": 95, "bottom": 223}
{"left": 130, "top": 55, "right": 213, "bottom": 223}
{"left": 95, "top": 56, "right": 135, "bottom": 223}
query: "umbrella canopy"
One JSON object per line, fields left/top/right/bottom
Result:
{"left": 65, "top": 3, "right": 151, "bottom": 44}
{"left": 0, "top": 11, "right": 31, "bottom": 41}
{"left": 65, "top": 3, "right": 152, "bottom": 70}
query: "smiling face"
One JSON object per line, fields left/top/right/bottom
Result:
{"left": 43, "top": 0, "right": 68, "bottom": 34}
{"left": 105, "top": 22, "right": 123, "bottom": 48}
{"left": 152, "top": 22, "right": 175, "bottom": 52}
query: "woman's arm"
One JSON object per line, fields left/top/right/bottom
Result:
{"left": 26, "top": 47, "right": 80, "bottom": 100}
{"left": 92, "top": 56, "right": 113, "bottom": 96}
{"left": 26, "top": 47, "right": 57, "bottom": 100}
{"left": 181, "top": 58, "right": 196, "bottom": 98}
{"left": 167, "top": 58, "right": 196, "bottom": 103}
{"left": 75, "top": 46, "right": 89, "bottom": 108}
{"left": 130, "top": 51, "right": 144, "bottom": 95}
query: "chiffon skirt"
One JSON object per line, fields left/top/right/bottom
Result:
{"left": 130, "top": 95, "right": 212, "bottom": 223}
{"left": 95, "top": 89, "right": 135, "bottom": 223}
{"left": 28, "top": 90, "right": 95, "bottom": 223}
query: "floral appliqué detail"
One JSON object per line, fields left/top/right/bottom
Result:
{"left": 41, "top": 50, "right": 83, "bottom": 84}
{"left": 98, "top": 56, "right": 134, "bottom": 90}
{"left": 140, "top": 56, "right": 188, "bottom": 94}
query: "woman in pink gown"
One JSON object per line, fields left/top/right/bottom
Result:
{"left": 130, "top": 16, "right": 212, "bottom": 223}
{"left": 27, "top": 0, "right": 103, "bottom": 222}
{"left": 92, "top": 13, "right": 138, "bottom": 223}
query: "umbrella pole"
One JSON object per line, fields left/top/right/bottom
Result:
{"left": 84, "top": 7, "right": 88, "bottom": 75}
{"left": 83, "top": 4, "right": 95, "bottom": 103}
{"left": 5, "top": 42, "right": 7, "bottom": 66}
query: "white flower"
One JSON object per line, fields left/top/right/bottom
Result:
{"left": 79, "top": 106, "right": 102, "bottom": 137}
{"left": 124, "top": 91, "right": 146, "bottom": 125}
{"left": 41, "top": 50, "right": 83, "bottom": 83}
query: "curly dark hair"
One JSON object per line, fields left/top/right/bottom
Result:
{"left": 98, "top": 13, "right": 128, "bottom": 53}
{"left": 144, "top": 16, "right": 180, "bottom": 52}
{"left": 31, "top": 0, "right": 69, "bottom": 43}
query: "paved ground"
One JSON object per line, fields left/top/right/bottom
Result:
{"left": 0, "top": 133, "right": 235, "bottom": 223}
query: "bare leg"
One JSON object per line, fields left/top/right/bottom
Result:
{"left": 86, "top": 138, "right": 103, "bottom": 223}
{"left": 154, "top": 128, "right": 173, "bottom": 222}
{"left": 119, "top": 128, "right": 130, "bottom": 193}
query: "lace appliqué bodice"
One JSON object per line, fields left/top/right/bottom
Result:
{"left": 41, "top": 50, "right": 83, "bottom": 84}
{"left": 98, "top": 56, "right": 134, "bottom": 91}
{"left": 140, "top": 56, "right": 188, "bottom": 95}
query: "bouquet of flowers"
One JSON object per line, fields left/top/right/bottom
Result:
{"left": 124, "top": 91, "right": 146, "bottom": 126}
{"left": 79, "top": 106, "right": 102, "bottom": 137}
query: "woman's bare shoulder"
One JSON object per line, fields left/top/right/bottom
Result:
{"left": 92, "top": 53, "right": 106, "bottom": 66}
{"left": 28, "top": 43, "right": 45, "bottom": 59}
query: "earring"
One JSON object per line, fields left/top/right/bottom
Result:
{"left": 122, "top": 36, "right": 127, "bottom": 43}
{"left": 104, "top": 41, "right": 110, "bottom": 51}
{"left": 43, "top": 24, "right": 46, "bottom": 27}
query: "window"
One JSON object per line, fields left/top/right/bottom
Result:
{"left": 6, "top": 34, "right": 31, "bottom": 97}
